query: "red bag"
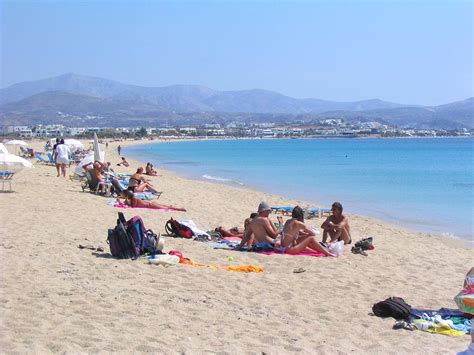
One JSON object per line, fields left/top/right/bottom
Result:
{"left": 165, "top": 218, "right": 194, "bottom": 239}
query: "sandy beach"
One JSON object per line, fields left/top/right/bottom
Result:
{"left": 0, "top": 139, "right": 472, "bottom": 354}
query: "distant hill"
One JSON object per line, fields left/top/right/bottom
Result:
{"left": 0, "top": 73, "right": 472, "bottom": 128}
{"left": 315, "top": 98, "right": 473, "bottom": 129}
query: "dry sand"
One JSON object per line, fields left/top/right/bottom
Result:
{"left": 0, "top": 139, "right": 472, "bottom": 354}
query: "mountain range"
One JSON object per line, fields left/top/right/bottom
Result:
{"left": 0, "top": 73, "right": 472, "bottom": 129}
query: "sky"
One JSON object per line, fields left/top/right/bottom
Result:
{"left": 0, "top": 0, "right": 472, "bottom": 106}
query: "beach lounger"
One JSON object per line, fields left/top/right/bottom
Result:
{"left": 271, "top": 206, "right": 331, "bottom": 218}
{"left": 35, "top": 153, "right": 52, "bottom": 165}
{"left": 110, "top": 179, "right": 161, "bottom": 200}
{"left": 271, "top": 206, "right": 294, "bottom": 215}
{"left": 47, "top": 152, "right": 55, "bottom": 165}
{"left": 0, "top": 171, "right": 14, "bottom": 191}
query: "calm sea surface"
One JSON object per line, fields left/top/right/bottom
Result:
{"left": 125, "top": 138, "right": 474, "bottom": 241}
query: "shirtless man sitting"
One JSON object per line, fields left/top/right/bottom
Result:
{"left": 238, "top": 202, "right": 283, "bottom": 248}
{"left": 277, "top": 206, "right": 335, "bottom": 256}
{"left": 321, "top": 202, "right": 351, "bottom": 244}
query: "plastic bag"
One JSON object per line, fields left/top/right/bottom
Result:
{"left": 454, "top": 267, "right": 474, "bottom": 315}
{"left": 328, "top": 240, "right": 344, "bottom": 256}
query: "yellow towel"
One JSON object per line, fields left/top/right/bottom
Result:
{"left": 180, "top": 258, "right": 264, "bottom": 273}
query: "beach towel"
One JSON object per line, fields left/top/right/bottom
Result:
{"left": 259, "top": 250, "right": 326, "bottom": 257}
{"left": 107, "top": 199, "right": 180, "bottom": 212}
{"left": 178, "top": 220, "right": 210, "bottom": 238}
{"left": 179, "top": 258, "right": 263, "bottom": 273}
{"left": 207, "top": 241, "right": 240, "bottom": 250}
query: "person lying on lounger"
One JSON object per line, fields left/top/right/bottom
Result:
{"left": 216, "top": 213, "right": 258, "bottom": 238}
{"left": 238, "top": 202, "right": 283, "bottom": 248}
{"left": 321, "top": 202, "right": 352, "bottom": 245}
{"left": 276, "top": 206, "right": 335, "bottom": 256}
{"left": 128, "top": 167, "right": 160, "bottom": 194}
{"left": 118, "top": 190, "right": 186, "bottom": 211}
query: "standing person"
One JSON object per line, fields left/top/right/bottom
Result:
{"left": 52, "top": 138, "right": 60, "bottom": 176}
{"left": 117, "top": 145, "right": 121, "bottom": 156}
{"left": 321, "top": 202, "right": 352, "bottom": 244}
{"left": 54, "top": 139, "right": 71, "bottom": 177}
{"left": 277, "top": 206, "right": 335, "bottom": 256}
{"left": 105, "top": 141, "right": 109, "bottom": 150}
{"left": 238, "top": 202, "right": 283, "bottom": 248}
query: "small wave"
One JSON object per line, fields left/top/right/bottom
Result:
{"left": 202, "top": 174, "right": 231, "bottom": 182}
{"left": 165, "top": 160, "right": 198, "bottom": 166}
{"left": 202, "top": 174, "right": 244, "bottom": 185}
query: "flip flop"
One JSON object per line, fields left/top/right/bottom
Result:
{"left": 293, "top": 267, "right": 306, "bottom": 274}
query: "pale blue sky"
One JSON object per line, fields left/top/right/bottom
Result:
{"left": 1, "top": 0, "right": 472, "bottom": 105}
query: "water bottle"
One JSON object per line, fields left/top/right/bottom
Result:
{"left": 274, "top": 235, "right": 282, "bottom": 248}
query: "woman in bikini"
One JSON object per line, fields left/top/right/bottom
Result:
{"left": 276, "top": 206, "right": 335, "bottom": 256}
{"left": 118, "top": 190, "right": 186, "bottom": 211}
{"left": 128, "top": 167, "right": 159, "bottom": 193}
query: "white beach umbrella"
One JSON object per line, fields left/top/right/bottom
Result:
{"left": 93, "top": 133, "right": 103, "bottom": 163}
{"left": 4, "top": 140, "right": 28, "bottom": 146}
{"left": 75, "top": 151, "right": 105, "bottom": 176}
{"left": 0, "top": 143, "right": 9, "bottom": 154}
{"left": 63, "top": 139, "right": 84, "bottom": 151}
{"left": 0, "top": 153, "right": 34, "bottom": 171}
{"left": 4, "top": 140, "right": 28, "bottom": 154}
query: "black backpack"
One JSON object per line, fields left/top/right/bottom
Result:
{"left": 107, "top": 212, "right": 138, "bottom": 259}
{"left": 372, "top": 297, "right": 412, "bottom": 320}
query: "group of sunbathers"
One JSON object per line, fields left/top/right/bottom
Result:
{"left": 218, "top": 201, "right": 351, "bottom": 256}
{"left": 82, "top": 159, "right": 187, "bottom": 211}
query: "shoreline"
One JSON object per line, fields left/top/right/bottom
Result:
{"left": 1, "top": 138, "right": 472, "bottom": 353}
{"left": 123, "top": 138, "right": 473, "bottom": 247}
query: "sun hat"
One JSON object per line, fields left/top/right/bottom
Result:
{"left": 258, "top": 201, "right": 271, "bottom": 213}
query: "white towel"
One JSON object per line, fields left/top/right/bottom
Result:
{"left": 178, "top": 219, "right": 210, "bottom": 237}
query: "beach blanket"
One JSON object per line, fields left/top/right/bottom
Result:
{"left": 206, "top": 239, "right": 327, "bottom": 257}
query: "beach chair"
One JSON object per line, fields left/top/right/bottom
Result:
{"left": 82, "top": 169, "right": 100, "bottom": 192}
{"left": 35, "top": 153, "right": 51, "bottom": 165}
{"left": 47, "top": 152, "right": 55, "bottom": 165}
{"left": 0, "top": 171, "right": 14, "bottom": 192}
{"left": 271, "top": 206, "right": 294, "bottom": 215}
{"left": 304, "top": 208, "right": 332, "bottom": 219}
{"left": 19, "top": 146, "right": 33, "bottom": 158}
{"left": 271, "top": 206, "right": 331, "bottom": 219}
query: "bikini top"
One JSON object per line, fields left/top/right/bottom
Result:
{"left": 128, "top": 175, "right": 141, "bottom": 187}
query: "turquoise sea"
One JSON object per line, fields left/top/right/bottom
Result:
{"left": 125, "top": 138, "right": 474, "bottom": 242}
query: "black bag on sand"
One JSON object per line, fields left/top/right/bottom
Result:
{"left": 107, "top": 213, "right": 138, "bottom": 259}
{"left": 372, "top": 297, "right": 412, "bottom": 320}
